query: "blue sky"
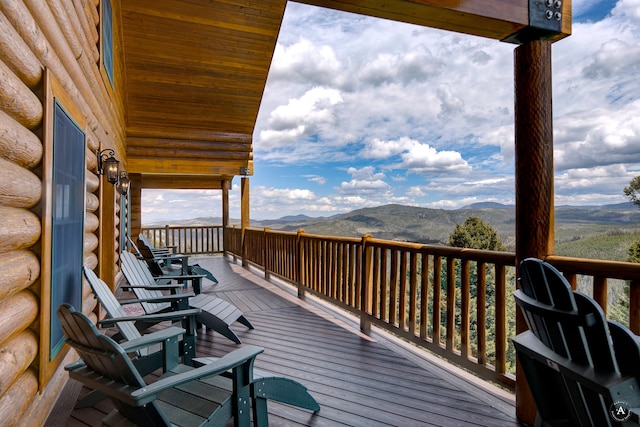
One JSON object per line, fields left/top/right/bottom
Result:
{"left": 143, "top": 0, "right": 640, "bottom": 223}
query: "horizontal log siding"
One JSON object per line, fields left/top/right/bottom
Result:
{"left": 226, "top": 227, "right": 640, "bottom": 390}
{"left": 0, "top": 0, "right": 125, "bottom": 424}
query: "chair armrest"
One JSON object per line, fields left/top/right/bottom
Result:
{"left": 119, "top": 326, "right": 186, "bottom": 353}
{"left": 131, "top": 345, "right": 265, "bottom": 405}
{"left": 155, "top": 254, "right": 187, "bottom": 261}
{"left": 67, "top": 345, "right": 264, "bottom": 407}
{"left": 162, "top": 274, "right": 206, "bottom": 281}
{"left": 98, "top": 308, "right": 201, "bottom": 327}
{"left": 118, "top": 293, "right": 196, "bottom": 305}
{"left": 122, "top": 283, "right": 186, "bottom": 292}
{"left": 64, "top": 326, "right": 186, "bottom": 372}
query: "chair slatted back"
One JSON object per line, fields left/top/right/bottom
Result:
{"left": 83, "top": 266, "right": 143, "bottom": 342}
{"left": 515, "top": 258, "right": 621, "bottom": 426}
{"left": 57, "top": 304, "right": 170, "bottom": 426}
{"left": 131, "top": 235, "right": 166, "bottom": 276}
{"left": 120, "top": 251, "right": 171, "bottom": 314}
{"left": 518, "top": 258, "right": 617, "bottom": 371}
{"left": 138, "top": 234, "right": 160, "bottom": 251}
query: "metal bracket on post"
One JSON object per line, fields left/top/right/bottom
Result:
{"left": 503, "top": 0, "right": 566, "bottom": 44}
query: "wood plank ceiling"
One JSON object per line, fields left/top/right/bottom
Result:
{"left": 120, "top": 0, "right": 570, "bottom": 189}
{"left": 121, "top": 0, "right": 288, "bottom": 187}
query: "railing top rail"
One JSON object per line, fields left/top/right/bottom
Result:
{"left": 144, "top": 225, "right": 223, "bottom": 229}
{"left": 299, "top": 233, "right": 362, "bottom": 244}
{"left": 366, "top": 237, "right": 516, "bottom": 264}
{"left": 546, "top": 255, "right": 640, "bottom": 281}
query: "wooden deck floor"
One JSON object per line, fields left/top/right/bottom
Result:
{"left": 46, "top": 255, "right": 522, "bottom": 427}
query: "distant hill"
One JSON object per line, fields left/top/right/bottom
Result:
{"left": 460, "top": 202, "right": 512, "bottom": 209}
{"left": 144, "top": 203, "right": 640, "bottom": 254}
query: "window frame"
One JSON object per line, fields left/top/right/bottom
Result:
{"left": 40, "top": 70, "right": 87, "bottom": 387}
{"left": 100, "top": 0, "right": 114, "bottom": 88}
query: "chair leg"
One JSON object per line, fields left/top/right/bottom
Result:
{"left": 238, "top": 315, "right": 254, "bottom": 329}
{"left": 75, "top": 390, "right": 106, "bottom": 409}
{"left": 252, "top": 396, "right": 269, "bottom": 427}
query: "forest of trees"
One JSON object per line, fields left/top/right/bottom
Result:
{"left": 440, "top": 176, "right": 640, "bottom": 374}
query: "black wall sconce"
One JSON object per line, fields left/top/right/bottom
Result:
{"left": 117, "top": 170, "right": 130, "bottom": 195}
{"left": 97, "top": 149, "right": 120, "bottom": 184}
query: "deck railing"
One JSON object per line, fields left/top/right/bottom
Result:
{"left": 141, "top": 225, "right": 224, "bottom": 254}
{"left": 225, "top": 226, "right": 640, "bottom": 390}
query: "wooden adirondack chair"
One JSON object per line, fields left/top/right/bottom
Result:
{"left": 58, "top": 303, "right": 265, "bottom": 427}
{"left": 513, "top": 258, "right": 640, "bottom": 426}
{"left": 120, "top": 251, "right": 254, "bottom": 344}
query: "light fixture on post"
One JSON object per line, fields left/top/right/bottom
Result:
{"left": 97, "top": 149, "right": 120, "bottom": 184}
{"left": 117, "top": 170, "right": 130, "bottom": 195}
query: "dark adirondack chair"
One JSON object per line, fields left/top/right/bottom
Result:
{"left": 78, "top": 267, "right": 201, "bottom": 408}
{"left": 513, "top": 258, "right": 640, "bottom": 426}
{"left": 83, "top": 266, "right": 199, "bottom": 363}
{"left": 137, "top": 233, "right": 179, "bottom": 254}
{"left": 120, "top": 251, "right": 254, "bottom": 344}
{"left": 57, "top": 303, "right": 265, "bottom": 427}
{"left": 126, "top": 240, "right": 207, "bottom": 293}
{"left": 132, "top": 235, "right": 218, "bottom": 285}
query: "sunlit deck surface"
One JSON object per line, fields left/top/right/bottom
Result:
{"left": 48, "top": 255, "right": 521, "bottom": 426}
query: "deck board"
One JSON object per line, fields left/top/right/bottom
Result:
{"left": 46, "top": 255, "right": 522, "bottom": 427}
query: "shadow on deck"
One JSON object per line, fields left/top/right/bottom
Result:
{"left": 47, "top": 255, "right": 522, "bottom": 426}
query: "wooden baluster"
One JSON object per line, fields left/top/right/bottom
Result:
{"left": 476, "top": 261, "right": 487, "bottom": 365}
{"left": 460, "top": 259, "right": 471, "bottom": 359}
{"left": 433, "top": 256, "right": 442, "bottom": 345}
{"left": 420, "top": 253, "right": 430, "bottom": 340}
{"left": 409, "top": 251, "right": 418, "bottom": 335}
{"left": 495, "top": 263, "right": 506, "bottom": 374}
{"left": 446, "top": 257, "right": 456, "bottom": 352}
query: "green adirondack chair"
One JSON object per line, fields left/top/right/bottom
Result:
{"left": 120, "top": 251, "right": 253, "bottom": 344}
{"left": 77, "top": 267, "right": 201, "bottom": 408}
{"left": 513, "top": 258, "right": 640, "bottom": 426}
{"left": 132, "top": 235, "right": 218, "bottom": 285}
{"left": 58, "top": 303, "right": 264, "bottom": 426}
{"left": 83, "top": 266, "right": 200, "bottom": 361}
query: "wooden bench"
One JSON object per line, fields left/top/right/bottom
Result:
{"left": 513, "top": 258, "right": 640, "bottom": 426}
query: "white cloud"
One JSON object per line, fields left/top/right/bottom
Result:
{"left": 258, "top": 86, "right": 343, "bottom": 150}
{"left": 401, "top": 143, "right": 471, "bottom": 174}
{"left": 307, "top": 175, "right": 327, "bottom": 185}
{"left": 269, "top": 37, "right": 341, "bottom": 85}
{"left": 144, "top": 1, "right": 640, "bottom": 221}
{"left": 362, "top": 137, "right": 417, "bottom": 159}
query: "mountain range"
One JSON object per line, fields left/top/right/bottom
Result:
{"left": 146, "top": 202, "right": 640, "bottom": 250}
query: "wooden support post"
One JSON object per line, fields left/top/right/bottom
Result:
{"left": 222, "top": 179, "right": 230, "bottom": 227}
{"left": 360, "top": 234, "right": 373, "bottom": 334}
{"left": 98, "top": 175, "right": 116, "bottom": 291}
{"left": 129, "top": 173, "right": 142, "bottom": 240}
{"left": 222, "top": 179, "right": 230, "bottom": 253}
{"left": 514, "top": 39, "right": 554, "bottom": 424}
{"left": 297, "top": 229, "right": 305, "bottom": 298}
{"left": 240, "top": 177, "right": 249, "bottom": 267}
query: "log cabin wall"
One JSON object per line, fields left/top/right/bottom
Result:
{"left": 0, "top": 0, "right": 126, "bottom": 425}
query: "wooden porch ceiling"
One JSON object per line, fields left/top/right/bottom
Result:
{"left": 121, "top": 0, "right": 571, "bottom": 189}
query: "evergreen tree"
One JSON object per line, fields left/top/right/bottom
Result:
{"left": 448, "top": 216, "right": 506, "bottom": 251}
{"left": 623, "top": 176, "right": 640, "bottom": 208}
{"left": 447, "top": 216, "right": 515, "bottom": 371}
